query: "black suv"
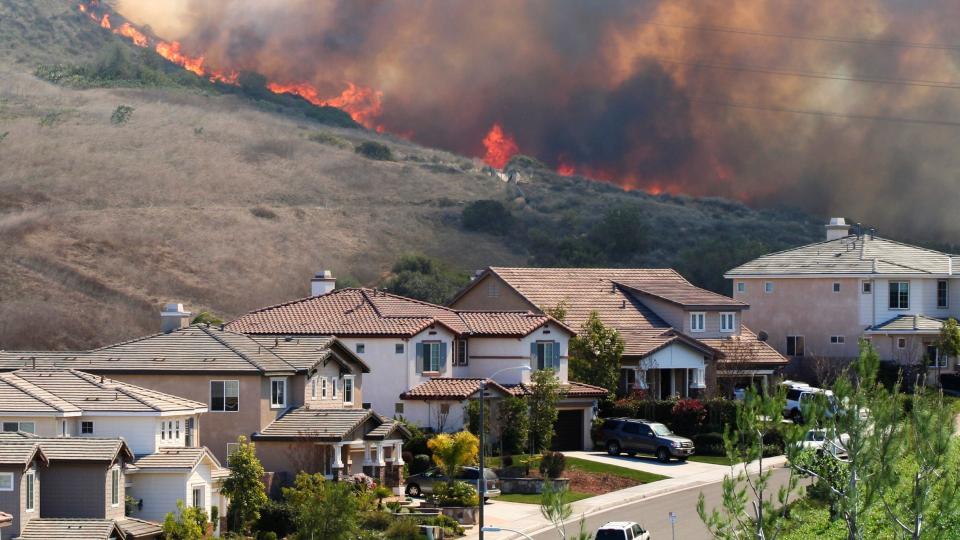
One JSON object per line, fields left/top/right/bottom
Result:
{"left": 598, "top": 418, "right": 695, "bottom": 462}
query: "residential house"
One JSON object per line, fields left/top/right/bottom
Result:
{"left": 0, "top": 436, "right": 46, "bottom": 539}
{"left": 0, "top": 368, "right": 226, "bottom": 528}
{"left": 0, "top": 433, "right": 161, "bottom": 540}
{"left": 226, "top": 279, "right": 607, "bottom": 450}
{"left": 0, "top": 319, "right": 406, "bottom": 489}
{"left": 726, "top": 217, "right": 960, "bottom": 383}
{"left": 450, "top": 267, "right": 787, "bottom": 398}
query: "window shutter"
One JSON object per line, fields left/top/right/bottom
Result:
{"left": 416, "top": 343, "right": 424, "bottom": 373}
{"left": 439, "top": 342, "right": 448, "bottom": 371}
{"left": 530, "top": 342, "right": 538, "bottom": 369}
{"left": 551, "top": 341, "right": 560, "bottom": 369}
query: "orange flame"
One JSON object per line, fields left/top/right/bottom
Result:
{"left": 482, "top": 123, "right": 519, "bottom": 169}
{"left": 556, "top": 157, "right": 575, "bottom": 176}
{"left": 115, "top": 23, "right": 148, "bottom": 47}
{"left": 155, "top": 41, "right": 205, "bottom": 77}
{"left": 266, "top": 81, "right": 383, "bottom": 129}
{"left": 100, "top": 13, "right": 111, "bottom": 29}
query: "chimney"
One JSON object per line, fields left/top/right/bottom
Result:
{"left": 160, "top": 303, "right": 192, "bottom": 333}
{"left": 310, "top": 270, "right": 336, "bottom": 296}
{"left": 825, "top": 217, "right": 850, "bottom": 241}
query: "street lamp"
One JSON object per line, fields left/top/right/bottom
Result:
{"left": 479, "top": 365, "right": 531, "bottom": 540}
{"left": 481, "top": 526, "right": 535, "bottom": 539}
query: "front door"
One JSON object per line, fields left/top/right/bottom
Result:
{"left": 660, "top": 369, "right": 672, "bottom": 400}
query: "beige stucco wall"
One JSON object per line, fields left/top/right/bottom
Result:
{"left": 733, "top": 277, "right": 862, "bottom": 359}
{"left": 450, "top": 274, "right": 535, "bottom": 312}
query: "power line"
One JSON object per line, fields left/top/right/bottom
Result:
{"left": 693, "top": 99, "right": 960, "bottom": 127}
{"left": 653, "top": 57, "right": 960, "bottom": 90}
{"left": 638, "top": 19, "right": 960, "bottom": 52}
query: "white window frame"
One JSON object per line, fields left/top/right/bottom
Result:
{"left": 889, "top": 281, "right": 910, "bottom": 310}
{"left": 210, "top": 380, "right": 240, "bottom": 412}
{"left": 356, "top": 343, "right": 365, "bottom": 354}
{"left": 25, "top": 471, "right": 35, "bottom": 512}
{"left": 764, "top": 281, "right": 774, "bottom": 294}
{"left": 320, "top": 377, "right": 327, "bottom": 399}
{"left": 786, "top": 335, "right": 805, "bottom": 356}
{"left": 226, "top": 443, "right": 240, "bottom": 457}
{"left": 342, "top": 375, "right": 355, "bottom": 405}
{"left": 0, "top": 472, "right": 12, "bottom": 492}
{"left": 310, "top": 377, "right": 317, "bottom": 399}
{"left": 937, "top": 279, "right": 949, "bottom": 309}
{"left": 719, "top": 312, "right": 735, "bottom": 333}
{"left": 395, "top": 402, "right": 404, "bottom": 414}
{"left": 690, "top": 312, "right": 706, "bottom": 333}
{"left": 897, "top": 337, "right": 907, "bottom": 349}
{"left": 736, "top": 282, "right": 745, "bottom": 293}
{"left": 191, "top": 485, "right": 204, "bottom": 508}
{"left": 862, "top": 280, "right": 872, "bottom": 294}
{"left": 270, "top": 378, "right": 287, "bottom": 409}
{"left": 832, "top": 282, "right": 841, "bottom": 293}
{"left": 422, "top": 342, "right": 443, "bottom": 372}
{"left": 81, "top": 421, "right": 94, "bottom": 435}
{"left": 830, "top": 336, "right": 845, "bottom": 344}
{"left": 110, "top": 467, "right": 120, "bottom": 507}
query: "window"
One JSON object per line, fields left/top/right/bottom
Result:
{"left": 395, "top": 343, "right": 405, "bottom": 354}
{"left": 454, "top": 339, "right": 468, "bottom": 366}
{"left": 830, "top": 336, "right": 845, "bottom": 344}
{"left": 343, "top": 376, "right": 355, "bottom": 404}
{"left": 764, "top": 282, "right": 774, "bottom": 294}
{"left": 81, "top": 421, "right": 94, "bottom": 434}
{"left": 185, "top": 418, "right": 194, "bottom": 447}
{"left": 897, "top": 337, "right": 907, "bottom": 349}
{"left": 621, "top": 423, "right": 640, "bottom": 435}
{"left": 270, "top": 378, "right": 287, "bottom": 408}
{"left": 111, "top": 468, "right": 120, "bottom": 506}
{"left": 532, "top": 341, "right": 560, "bottom": 370}
{"left": 928, "top": 345, "right": 947, "bottom": 368}
{"left": 356, "top": 343, "right": 365, "bottom": 354}
{"left": 2, "top": 421, "right": 34, "bottom": 434}
{"left": 418, "top": 342, "right": 446, "bottom": 373}
{"left": 720, "top": 312, "right": 735, "bottom": 332}
{"left": 192, "top": 486, "right": 204, "bottom": 508}
{"left": 332, "top": 378, "right": 338, "bottom": 398}
{"left": 210, "top": 380, "right": 239, "bottom": 412}
{"left": 889, "top": 281, "right": 910, "bottom": 310}
{"left": 690, "top": 312, "right": 705, "bottom": 332}
{"left": 310, "top": 377, "right": 317, "bottom": 399}
{"left": 320, "top": 377, "right": 327, "bottom": 399}
{"left": 832, "top": 282, "right": 841, "bottom": 293}
{"left": 786, "top": 336, "right": 805, "bottom": 356}
{"left": 395, "top": 402, "right": 404, "bottom": 414}
{"left": 25, "top": 471, "right": 34, "bottom": 512}
{"left": 938, "top": 280, "right": 949, "bottom": 309}
{"left": 439, "top": 403, "right": 451, "bottom": 415}
{"left": 0, "top": 472, "right": 12, "bottom": 491}
{"left": 61, "top": 420, "right": 67, "bottom": 437}
{"left": 176, "top": 420, "right": 180, "bottom": 439}
{"left": 736, "top": 282, "right": 745, "bottom": 293}
{"left": 487, "top": 281, "right": 500, "bottom": 297}
{"left": 862, "top": 281, "right": 872, "bottom": 294}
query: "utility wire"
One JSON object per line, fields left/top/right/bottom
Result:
{"left": 638, "top": 19, "right": 960, "bottom": 52}
{"left": 693, "top": 99, "right": 960, "bottom": 127}
{"left": 654, "top": 57, "right": 960, "bottom": 90}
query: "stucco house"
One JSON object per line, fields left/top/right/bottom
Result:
{"left": 450, "top": 267, "right": 787, "bottom": 398}
{"left": 0, "top": 321, "right": 406, "bottom": 490}
{"left": 726, "top": 217, "right": 960, "bottom": 384}
{"left": 226, "top": 279, "right": 607, "bottom": 450}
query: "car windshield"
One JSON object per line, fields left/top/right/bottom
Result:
{"left": 596, "top": 530, "right": 628, "bottom": 540}
{"left": 650, "top": 423, "right": 672, "bottom": 436}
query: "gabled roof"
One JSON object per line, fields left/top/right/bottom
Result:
{"left": 225, "top": 288, "right": 569, "bottom": 338}
{"left": 0, "top": 433, "right": 134, "bottom": 462}
{"left": 246, "top": 335, "right": 370, "bottom": 373}
{"left": 116, "top": 517, "right": 164, "bottom": 539}
{"left": 17, "top": 519, "right": 125, "bottom": 540}
{"left": 702, "top": 327, "right": 789, "bottom": 367}
{"left": 253, "top": 407, "right": 404, "bottom": 442}
{"left": 0, "top": 438, "right": 47, "bottom": 467}
{"left": 506, "top": 380, "right": 610, "bottom": 399}
{"left": 132, "top": 446, "right": 222, "bottom": 471}
{"left": 400, "top": 378, "right": 514, "bottom": 401}
{"left": 725, "top": 234, "right": 959, "bottom": 277}
{"left": 616, "top": 280, "right": 747, "bottom": 309}
{"left": 0, "top": 369, "right": 205, "bottom": 416}
{"left": 866, "top": 314, "right": 945, "bottom": 334}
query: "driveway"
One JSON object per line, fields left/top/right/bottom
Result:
{"left": 563, "top": 451, "right": 729, "bottom": 479}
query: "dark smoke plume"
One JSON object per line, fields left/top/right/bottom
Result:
{"left": 116, "top": 0, "right": 960, "bottom": 240}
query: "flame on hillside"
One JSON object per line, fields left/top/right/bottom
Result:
{"left": 482, "top": 124, "right": 518, "bottom": 169}
{"left": 266, "top": 82, "right": 383, "bottom": 130}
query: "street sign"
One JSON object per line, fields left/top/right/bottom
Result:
{"left": 669, "top": 512, "right": 677, "bottom": 524}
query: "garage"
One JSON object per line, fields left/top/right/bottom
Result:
{"left": 551, "top": 409, "right": 584, "bottom": 451}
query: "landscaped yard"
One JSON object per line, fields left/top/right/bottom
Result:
{"left": 687, "top": 455, "right": 736, "bottom": 466}
{"left": 497, "top": 490, "right": 593, "bottom": 504}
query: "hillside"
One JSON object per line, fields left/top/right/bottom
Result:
{"left": 0, "top": 0, "right": 822, "bottom": 350}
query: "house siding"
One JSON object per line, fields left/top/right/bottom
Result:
{"left": 0, "top": 463, "right": 38, "bottom": 539}
{"left": 39, "top": 462, "right": 118, "bottom": 519}
{"left": 128, "top": 472, "right": 186, "bottom": 523}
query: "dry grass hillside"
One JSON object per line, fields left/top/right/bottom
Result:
{"left": 0, "top": 0, "right": 821, "bottom": 349}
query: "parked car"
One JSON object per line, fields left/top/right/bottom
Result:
{"left": 797, "top": 428, "right": 850, "bottom": 457}
{"left": 405, "top": 466, "right": 500, "bottom": 499}
{"left": 599, "top": 418, "right": 695, "bottom": 462}
{"left": 595, "top": 521, "right": 651, "bottom": 540}
{"left": 784, "top": 386, "right": 835, "bottom": 422}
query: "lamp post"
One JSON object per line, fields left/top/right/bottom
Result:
{"left": 479, "top": 365, "right": 531, "bottom": 540}
{"left": 481, "top": 526, "right": 535, "bottom": 539}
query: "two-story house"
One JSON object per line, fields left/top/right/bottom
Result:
{"left": 0, "top": 321, "right": 406, "bottom": 490}
{"left": 450, "top": 267, "right": 787, "bottom": 399}
{"left": 726, "top": 217, "right": 960, "bottom": 384}
{"left": 0, "top": 369, "right": 226, "bottom": 527}
{"left": 0, "top": 432, "right": 161, "bottom": 540}
{"left": 226, "top": 282, "right": 607, "bottom": 450}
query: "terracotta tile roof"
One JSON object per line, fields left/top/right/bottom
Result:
{"left": 505, "top": 381, "right": 609, "bottom": 399}
{"left": 17, "top": 519, "right": 125, "bottom": 540}
{"left": 254, "top": 407, "right": 391, "bottom": 441}
{"left": 725, "top": 234, "right": 959, "bottom": 277}
{"left": 226, "top": 288, "right": 568, "bottom": 338}
{"left": 617, "top": 280, "right": 747, "bottom": 309}
{"left": 0, "top": 369, "right": 205, "bottom": 415}
{"left": 132, "top": 447, "right": 222, "bottom": 471}
{"left": 866, "top": 314, "right": 945, "bottom": 333}
{"left": 0, "top": 433, "right": 134, "bottom": 462}
{"left": 702, "top": 327, "right": 788, "bottom": 367}
{"left": 116, "top": 517, "right": 163, "bottom": 539}
{"left": 400, "top": 378, "right": 514, "bottom": 401}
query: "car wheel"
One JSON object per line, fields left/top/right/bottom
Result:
{"left": 657, "top": 447, "right": 670, "bottom": 463}
{"left": 606, "top": 440, "right": 621, "bottom": 456}
{"left": 678, "top": 456, "right": 688, "bottom": 462}
{"left": 406, "top": 483, "right": 421, "bottom": 497}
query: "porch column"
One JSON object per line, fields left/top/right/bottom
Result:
{"left": 392, "top": 441, "right": 404, "bottom": 465}
{"left": 331, "top": 443, "right": 344, "bottom": 470}
{"left": 375, "top": 442, "right": 386, "bottom": 466}
{"left": 363, "top": 442, "right": 374, "bottom": 466}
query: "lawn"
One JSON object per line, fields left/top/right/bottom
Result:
{"left": 563, "top": 456, "right": 668, "bottom": 484}
{"left": 687, "top": 455, "right": 735, "bottom": 466}
{"left": 497, "top": 491, "right": 593, "bottom": 504}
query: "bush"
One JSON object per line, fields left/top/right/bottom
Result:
{"left": 692, "top": 432, "right": 725, "bottom": 456}
{"left": 250, "top": 206, "right": 278, "bottom": 220}
{"left": 254, "top": 499, "right": 294, "bottom": 538}
{"left": 427, "top": 514, "right": 464, "bottom": 536}
{"left": 670, "top": 399, "right": 707, "bottom": 437}
{"left": 111, "top": 105, "right": 134, "bottom": 125}
{"left": 430, "top": 481, "right": 479, "bottom": 507}
{"left": 703, "top": 399, "right": 739, "bottom": 432}
{"left": 384, "top": 518, "right": 425, "bottom": 540}
{"left": 411, "top": 454, "right": 432, "bottom": 474}
{"left": 355, "top": 141, "right": 393, "bottom": 160}
{"left": 539, "top": 451, "right": 567, "bottom": 479}
{"left": 308, "top": 131, "right": 352, "bottom": 149}
{"left": 461, "top": 200, "right": 514, "bottom": 236}
{"left": 360, "top": 510, "right": 394, "bottom": 531}
{"left": 259, "top": 533, "right": 278, "bottom": 540}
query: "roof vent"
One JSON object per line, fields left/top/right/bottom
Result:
{"left": 825, "top": 217, "right": 850, "bottom": 241}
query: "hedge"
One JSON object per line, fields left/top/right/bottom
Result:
{"left": 601, "top": 398, "right": 742, "bottom": 437}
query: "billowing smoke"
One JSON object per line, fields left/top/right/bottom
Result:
{"left": 114, "top": 0, "right": 960, "bottom": 240}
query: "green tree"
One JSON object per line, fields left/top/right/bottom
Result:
{"left": 464, "top": 399, "right": 490, "bottom": 440}
{"left": 937, "top": 317, "right": 960, "bottom": 386}
{"left": 677, "top": 238, "right": 769, "bottom": 295}
{"left": 540, "top": 481, "right": 592, "bottom": 540}
{"left": 697, "top": 386, "right": 803, "bottom": 540}
{"left": 462, "top": 200, "right": 515, "bottom": 236}
{"left": 498, "top": 395, "right": 530, "bottom": 456}
{"left": 191, "top": 311, "right": 223, "bottom": 326}
{"left": 543, "top": 301, "right": 569, "bottom": 322}
{"left": 427, "top": 431, "right": 479, "bottom": 480}
{"left": 380, "top": 254, "right": 470, "bottom": 305}
{"left": 588, "top": 205, "right": 647, "bottom": 262}
{"left": 529, "top": 369, "right": 563, "bottom": 453}
{"left": 161, "top": 500, "right": 207, "bottom": 540}
{"left": 569, "top": 311, "right": 624, "bottom": 398}
{"left": 283, "top": 472, "right": 360, "bottom": 540}
{"left": 221, "top": 436, "right": 267, "bottom": 534}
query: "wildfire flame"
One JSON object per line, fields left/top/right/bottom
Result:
{"left": 154, "top": 41, "right": 205, "bottom": 77}
{"left": 266, "top": 81, "right": 383, "bottom": 130}
{"left": 115, "top": 22, "right": 148, "bottom": 48}
{"left": 100, "top": 13, "right": 111, "bottom": 29}
{"left": 482, "top": 123, "right": 518, "bottom": 169}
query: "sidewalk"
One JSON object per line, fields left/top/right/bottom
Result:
{"left": 466, "top": 455, "right": 789, "bottom": 538}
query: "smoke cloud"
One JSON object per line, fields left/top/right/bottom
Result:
{"left": 115, "top": 0, "right": 960, "bottom": 240}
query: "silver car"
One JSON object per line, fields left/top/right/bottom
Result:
{"left": 405, "top": 466, "right": 501, "bottom": 499}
